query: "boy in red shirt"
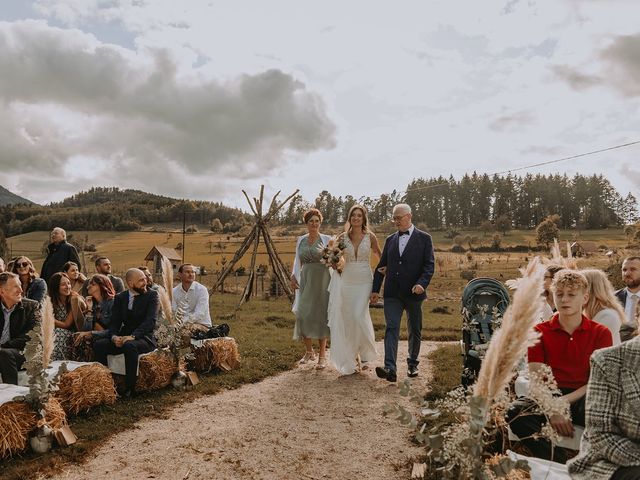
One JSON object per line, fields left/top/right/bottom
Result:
{"left": 506, "top": 270, "right": 613, "bottom": 462}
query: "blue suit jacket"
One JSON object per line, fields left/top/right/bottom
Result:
{"left": 107, "top": 289, "right": 158, "bottom": 347}
{"left": 372, "top": 228, "right": 435, "bottom": 300}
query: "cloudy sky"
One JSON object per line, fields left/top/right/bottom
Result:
{"left": 1, "top": 0, "right": 639, "bottom": 208}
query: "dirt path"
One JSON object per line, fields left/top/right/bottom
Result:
{"left": 51, "top": 341, "right": 447, "bottom": 480}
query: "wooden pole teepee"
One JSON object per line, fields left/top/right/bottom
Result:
{"left": 211, "top": 185, "right": 299, "bottom": 308}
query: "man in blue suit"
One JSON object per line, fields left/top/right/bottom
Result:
{"left": 371, "top": 204, "right": 435, "bottom": 382}
{"left": 93, "top": 268, "right": 158, "bottom": 397}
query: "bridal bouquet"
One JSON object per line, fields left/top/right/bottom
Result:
{"left": 320, "top": 236, "right": 347, "bottom": 273}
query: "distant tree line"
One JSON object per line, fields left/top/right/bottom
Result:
{"left": 276, "top": 173, "right": 639, "bottom": 229}
{"left": 0, "top": 187, "right": 251, "bottom": 236}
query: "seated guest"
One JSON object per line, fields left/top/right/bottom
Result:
{"left": 541, "top": 265, "right": 563, "bottom": 322}
{"left": 81, "top": 256, "right": 124, "bottom": 296}
{"left": 172, "top": 264, "right": 211, "bottom": 326}
{"left": 48, "top": 272, "right": 87, "bottom": 361}
{"left": 63, "top": 261, "right": 86, "bottom": 294}
{"left": 582, "top": 269, "right": 624, "bottom": 346}
{"left": 506, "top": 270, "right": 613, "bottom": 463}
{"left": 0, "top": 272, "right": 39, "bottom": 384}
{"left": 93, "top": 268, "right": 158, "bottom": 397}
{"left": 139, "top": 266, "right": 160, "bottom": 292}
{"left": 568, "top": 337, "right": 640, "bottom": 479}
{"left": 10, "top": 256, "right": 47, "bottom": 303}
{"left": 80, "top": 274, "right": 116, "bottom": 333}
{"left": 615, "top": 256, "right": 640, "bottom": 342}
{"left": 41, "top": 227, "right": 81, "bottom": 284}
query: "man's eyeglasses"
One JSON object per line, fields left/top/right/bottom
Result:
{"left": 392, "top": 214, "right": 408, "bottom": 221}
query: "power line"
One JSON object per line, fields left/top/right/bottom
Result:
{"left": 396, "top": 139, "right": 640, "bottom": 197}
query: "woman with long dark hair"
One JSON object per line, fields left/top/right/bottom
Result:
{"left": 63, "top": 261, "right": 87, "bottom": 294}
{"left": 49, "top": 272, "right": 87, "bottom": 360}
{"left": 11, "top": 256, "right": 47, "bottom": 303}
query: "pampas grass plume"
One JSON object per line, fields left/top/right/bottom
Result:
{"left": 161, "top": 256, "right": 174, "bottom": 303}
{"left": 474, "top": 257, "right": 544, "bottom": 401}
{"left": 41, "top": 297, "right": 55, "bottom": 369}
{"left": 157, "top": 285, "right": 174, "bottom": 325}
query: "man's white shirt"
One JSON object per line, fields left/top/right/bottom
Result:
{"left": 398, "top": 224, "right": 415, "bottom": 256}
{"left": 624, "top": 288, "right": 640, "bottom": 325}
{"left": 172, "top": 281, "right": 212, "bottom": 326}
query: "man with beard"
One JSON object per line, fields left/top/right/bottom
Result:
{"left": 615, "top": 256, "right": 640, "bottom": 342}
{"left": 81, "top": 257, "right": 125, "bottom": 296}
{"left": 93, "top": 268, "right": 158, "bottom": 397}
{"left": 0, "top": 272, "right": 40, "bottom": 384}
{"left": 40, "top": 227, "right": 82, "bottom": 283}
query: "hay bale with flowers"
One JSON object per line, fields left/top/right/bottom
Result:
{"left": 55, "top": 363, "right": 117, "bottom": 415}
{"left": 189, "top": 337, "right": 241, "bottom": 373}
{"left": 0, "top": 388, "right": 67, "bottom": 459}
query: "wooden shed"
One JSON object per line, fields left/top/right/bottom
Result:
{"left": 570, "top": 241, "right": 598, "bottom": 257}
{"left": 144, "top": 246, "right": 182, "bottom": 275}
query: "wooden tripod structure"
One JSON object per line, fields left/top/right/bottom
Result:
{"left": 211, "top": 186, "right": 299, "bottom": 308}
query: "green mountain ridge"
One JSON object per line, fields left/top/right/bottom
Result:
{"left": 0, "top": 185, "right": 35, "bottom": 206}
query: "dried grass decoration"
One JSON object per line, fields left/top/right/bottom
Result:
{"left": 56, "top": 363, "right": 117, "bottom": 415}
{"left": 189, "top": 337, "right": 241, "bottom": 373}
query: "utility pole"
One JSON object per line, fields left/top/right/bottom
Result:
{"left": 182, "top": 211, "right": 186, "bottom": 262}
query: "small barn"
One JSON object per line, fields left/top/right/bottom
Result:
{"left": 570, "top": 241, "right": 598, "bottom": 257}
{"left": 144, "top": 246, "right": 183, "bottom": 275}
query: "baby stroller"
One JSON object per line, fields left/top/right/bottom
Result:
{"left": 460, "top": 277, "right": 510, "bottom": 387}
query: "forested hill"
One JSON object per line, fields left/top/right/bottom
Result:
{"left": 0, "top": 187, "right": 249, "bottom": 236}
{"left": 0, "top": 185, "right": 34, "bottom": 206}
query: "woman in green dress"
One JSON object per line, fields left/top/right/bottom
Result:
{"left": 291, "top": 208, "right": 332, "bottom": 369}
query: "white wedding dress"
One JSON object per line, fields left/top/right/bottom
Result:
{"left": 328, "top": 233, "right": 378, "bottom": 375}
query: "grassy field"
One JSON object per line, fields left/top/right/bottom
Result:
{"left": 2, "top": 226, "right": 635, "bottom": 478}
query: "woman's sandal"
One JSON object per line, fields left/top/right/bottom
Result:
{"left": 316, "top": 357, "right": 327, "bottom": 369}
{"left": 299, "top": 351, "right": 316, "bottom": 364}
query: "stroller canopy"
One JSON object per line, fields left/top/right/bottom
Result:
{"left": 461, "top": 277, "right": 510, "bottom": 317}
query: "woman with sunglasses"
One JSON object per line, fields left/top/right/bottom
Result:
{"left": 11, "top": 256, "right": 47, "bottom": 303}
{"left": 48, "top": 272, "right": 87, "bottom": 361}
{"left": 63, "top": 261, "right": 87, "bottom": 294}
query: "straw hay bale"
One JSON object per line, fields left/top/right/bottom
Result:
{"left": 189, "top": 337, "right": 241, "bottom": 373}
{"left": 0, "top": 401, "right": 36, "bottom": 458}
{"left": 56, "top": 363, "right": 117, "bottom": 415}
{"left": 0, "top": 398, "right": 67, "bottom": 459}
{"left": 113, "top": 350, "right": 177, "bottom": 392}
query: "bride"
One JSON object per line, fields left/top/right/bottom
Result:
{"left": 328, "top": 204, "right": 381, "bottom": 375}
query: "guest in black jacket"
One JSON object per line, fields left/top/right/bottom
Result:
{"left": 93, "top": 268, "right": 158, "bottom": 397}
{"left": 0, "top": 272, "right": 40, "bottom": 385}
{"left": 40, "top": 227, "right": 82, "bottom": 284}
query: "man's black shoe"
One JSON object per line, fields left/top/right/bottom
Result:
{"left": 407, "top": 366, "right": 419, "bottom": 378}
{"left": 375, "top": 367, "right": 397, "bottom": 382}
{"left": 122, "top": 388, "right": 137, "bottom": 399}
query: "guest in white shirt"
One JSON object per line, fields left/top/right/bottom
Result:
{"left": 615, "top": 256, "right": 640, "bottom": 341}
{"left": 172, "top": 264, "right": 211, "bottom": 326}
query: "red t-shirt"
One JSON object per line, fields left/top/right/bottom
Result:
{"left": 528, "top": 313, "right": 613, "bottom": 389}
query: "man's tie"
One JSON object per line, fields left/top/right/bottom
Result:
{"left": 399, "top": 230, "right": 410, "bottom": 236}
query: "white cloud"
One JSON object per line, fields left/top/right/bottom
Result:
{"left": 0, "top": 19, "right": 335, "bottom": 203}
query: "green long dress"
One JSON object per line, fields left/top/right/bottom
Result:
{"left": 293, "top": 236, "right": 331, "bottom": 340}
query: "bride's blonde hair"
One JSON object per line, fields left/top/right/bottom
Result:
{"left": 344, "top": 204, "right": 371, "bottom": 234}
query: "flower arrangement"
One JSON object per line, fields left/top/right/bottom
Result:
{"left": 385, "top": 257, "right": 573, "bottom": 479}
{"left": 319, "top": 236, "right": 347, "bottom": 273}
